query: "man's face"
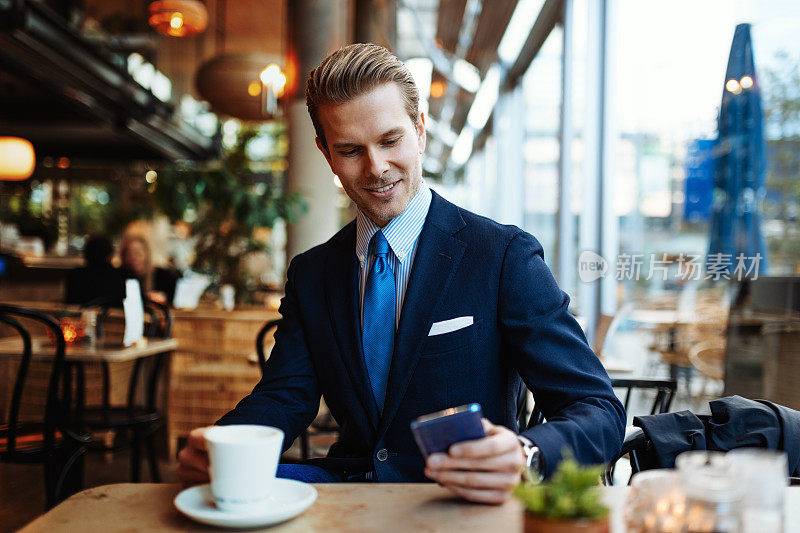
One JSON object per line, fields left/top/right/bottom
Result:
{"left": 316, "top": 83, "right": 426, "bottom": 227}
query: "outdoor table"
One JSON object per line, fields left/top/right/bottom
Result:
{"left": 602, "top": 356, "right": 635, "bottom": 374}
{"left": 627, "top": 309, "right": 700, "bottom": 328}
{"left": 628, "top": 309, "right": 701, "bottom": 382}
{"left": 17, "top": 483, "right": 800, "bottom": 532}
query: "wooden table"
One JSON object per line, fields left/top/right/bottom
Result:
{"left": 0, "top": 300, "right": 280, "bottom": 455}
{"left": 18, "top": 483, "right": 800, "bottom": 532}
{"left": 0, "top": 337, "right": 179, "bottom": 421}
{"left": 0, "top": 335, "right": 180, "bottom": 494}
{"left": 628, "top": 309, "right": 700, "bottom": 382}
{"left": 0, "top": 337, "right": 179, "bottom": 362}
{"left": 17, "top": 483, "right": 618, "bottom": 532}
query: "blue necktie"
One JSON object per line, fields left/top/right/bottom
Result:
{"left": 362, "top": 230, "right": 395, "bottom": 412}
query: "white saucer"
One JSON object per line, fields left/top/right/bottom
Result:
{"left": 174, "top": 480, "right": 317, "bottom": 529}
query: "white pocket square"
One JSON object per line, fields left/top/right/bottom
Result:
{"left": 428, "top": 316, "right": 474, "bottom": 336}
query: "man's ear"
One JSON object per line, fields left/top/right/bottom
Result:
{"left": 416, "top": 112, "right": 426, "bottom": 154}
{"left": 316, "top": 137, "right": 333, "bottom": 168}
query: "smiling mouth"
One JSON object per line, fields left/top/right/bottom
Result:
{"left": 366, "top": 181, "right": 398, "bottom": 193}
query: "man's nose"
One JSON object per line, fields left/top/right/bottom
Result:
{"left": 364, "top": 147, "right": 390, "bottom": 179}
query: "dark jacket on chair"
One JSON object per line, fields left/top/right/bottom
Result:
{"left": 633, "top": 395, "right": 800, "bottom": 475}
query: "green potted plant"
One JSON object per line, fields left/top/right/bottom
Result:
{"left": 153, "top": 125, "right": 304, "bottom": 303}
{"left": 513, "top": 455, "right": 609, "bottom": 533}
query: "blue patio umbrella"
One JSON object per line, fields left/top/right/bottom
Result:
{"left": 707, "top": 23, "right": 769, "bottom": 277}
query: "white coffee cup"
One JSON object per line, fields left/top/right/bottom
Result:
{"left": 204, "top": 425, "right": 284, "bottom": 513}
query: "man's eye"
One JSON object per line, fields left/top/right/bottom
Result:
{"left": 339, "top": 149, "right": 360, "bottom": 157}
{"left": 382, "top": 138, "right": 400, "bottom": 146}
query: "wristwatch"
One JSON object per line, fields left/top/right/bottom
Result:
{"left": 518, "top": 435, "right": 544, "bottom": 483}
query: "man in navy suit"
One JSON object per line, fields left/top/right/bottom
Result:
{"left": 178, "top": 44, "right": 625, "bottom": 504}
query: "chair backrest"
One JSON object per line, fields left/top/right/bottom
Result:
{"left": 524, "top": 377, "right": 677, "bottom": 432}
{"left": 593, "top": 302, "right": 634, "bottom": 357}
{"left": 91, "top": 297, "right": 171, "bottom": 340}
{"left": 592, "top": 314, "right": 614, "bottom": 356}
{"left": 687, "top": 339, "right": 726, "bottom": 381}
{"left": 144, "top": 299, "right": 172, "bottom": 339}
{"left": 85, "top": 297, "right": 172, "bottom": 412}
{"left": 526, "top": 406, "right": 545, "bottom": 430}
{"left": 255, "top": 319, "right": 281, "bottom": 376}
{"left": 611, "top": 377, "right": 678, "bottom": 417}
{"left": 0, "top": 304, "right": 66, "bottom": 456}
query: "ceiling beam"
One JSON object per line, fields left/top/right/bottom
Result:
{"left": 436, "top": 0, "right": 468, "bottom": 52}
{"left": 428, "top": 0, "right": 468, "bottom": 118}
{"left": 465, "top": 0, "right": 519, "bottom": 76}
{"left": 501, "top": 0, "right": 563, "bottom": 91}
{"left": 464, "top": 0, "right": 564, "bottom": 164}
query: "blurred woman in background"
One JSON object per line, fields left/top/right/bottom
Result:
{"left": 119, "top": 234, "right": 179, "bottom": 306}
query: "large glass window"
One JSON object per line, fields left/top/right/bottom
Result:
{"left": 607, "top": 2, "right": 800, "bottom": 406}
{"left": 614, "top": 0, "right": 800, "bottom": 300}
{"left": 521, "top": 26, "right": 564, "bottom": 268}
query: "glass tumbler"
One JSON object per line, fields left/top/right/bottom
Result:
{"left": 625, "top": 469, "right": 686, "bottom": 533}
{"left": 726, "top": 448, "right": 788, "bottom": 533}
{"left": 676, "top": 451, "right": 741, "bottom": 533}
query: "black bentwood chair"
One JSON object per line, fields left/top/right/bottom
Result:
{"left": 0, "top": 304, "right": 90, "bottom": 508}
{"left": 526, "top": 377, "right": 678, "bottom": 431}
{"left": 603, "top": 377, "right": 677, "bottom": 484}
{"left": 78, "top": 297, "right": 173, "bottom": 482}
{"left": 612, "top": 377, "right": 678, "bottom": 418}
{"left": 255, "top": 319, "right": 340, "bottom": 461}
{"left": 521, "top": 377, "right": 678, "bottom": 485}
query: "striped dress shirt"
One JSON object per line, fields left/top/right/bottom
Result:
{"left": 356, "top": 182, "right": 432, "bottom": 330}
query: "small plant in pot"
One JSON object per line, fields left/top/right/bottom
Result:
{"left": 513, "top": 455, "right": 609, "bottom": 533}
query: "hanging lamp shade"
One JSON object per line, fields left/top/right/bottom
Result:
{"left": 196, "top": 54, "right": 285, "bottom": 121}
{"left": 0, "top": 137, "right": 35, "bottom": 181}
{"left": 148, "top": 0, "right": 208, "bottom": 38}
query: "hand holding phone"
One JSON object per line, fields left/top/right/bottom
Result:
{"left": 410, "top": 403, "right": 486, "bottom": 457}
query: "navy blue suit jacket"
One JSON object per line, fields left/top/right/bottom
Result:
{"left": 218, "top": 191, "right": 625, "bottom": 480}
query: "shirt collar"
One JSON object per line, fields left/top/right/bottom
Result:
{"left": 356, "top": 182, "right": 432, "bottom": 265}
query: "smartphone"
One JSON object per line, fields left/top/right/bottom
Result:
{"left": 410, "top": 403, "right": 486, "bottom": 457}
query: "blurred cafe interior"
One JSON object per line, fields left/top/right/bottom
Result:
{"left": 1, "top": 0, "right": 800, "bottom": 530}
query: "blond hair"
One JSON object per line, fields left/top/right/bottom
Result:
{"left": 119, "top": 234, "right": 153, "bottom": 294}
{"left": 306, "top": 43, "right": 420, "bottom": 151}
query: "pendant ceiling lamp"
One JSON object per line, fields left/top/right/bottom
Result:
{"left": 193, "top": 0, "right": 285, "bottom": 121}
{"left": 196, "top": 54, "right": 285, "bottom": 121}
{"left": 0, "top": 137, "right": 35, "bottom": 181}
{"left": 149, "top": 0, "right": 208, "bottom": 38}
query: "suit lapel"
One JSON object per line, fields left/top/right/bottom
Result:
{"left": 377, "top": 192, "right": 467, "bottom": 438}
{"left": 323, "top": 223, "right": 380, "bottom": 434}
